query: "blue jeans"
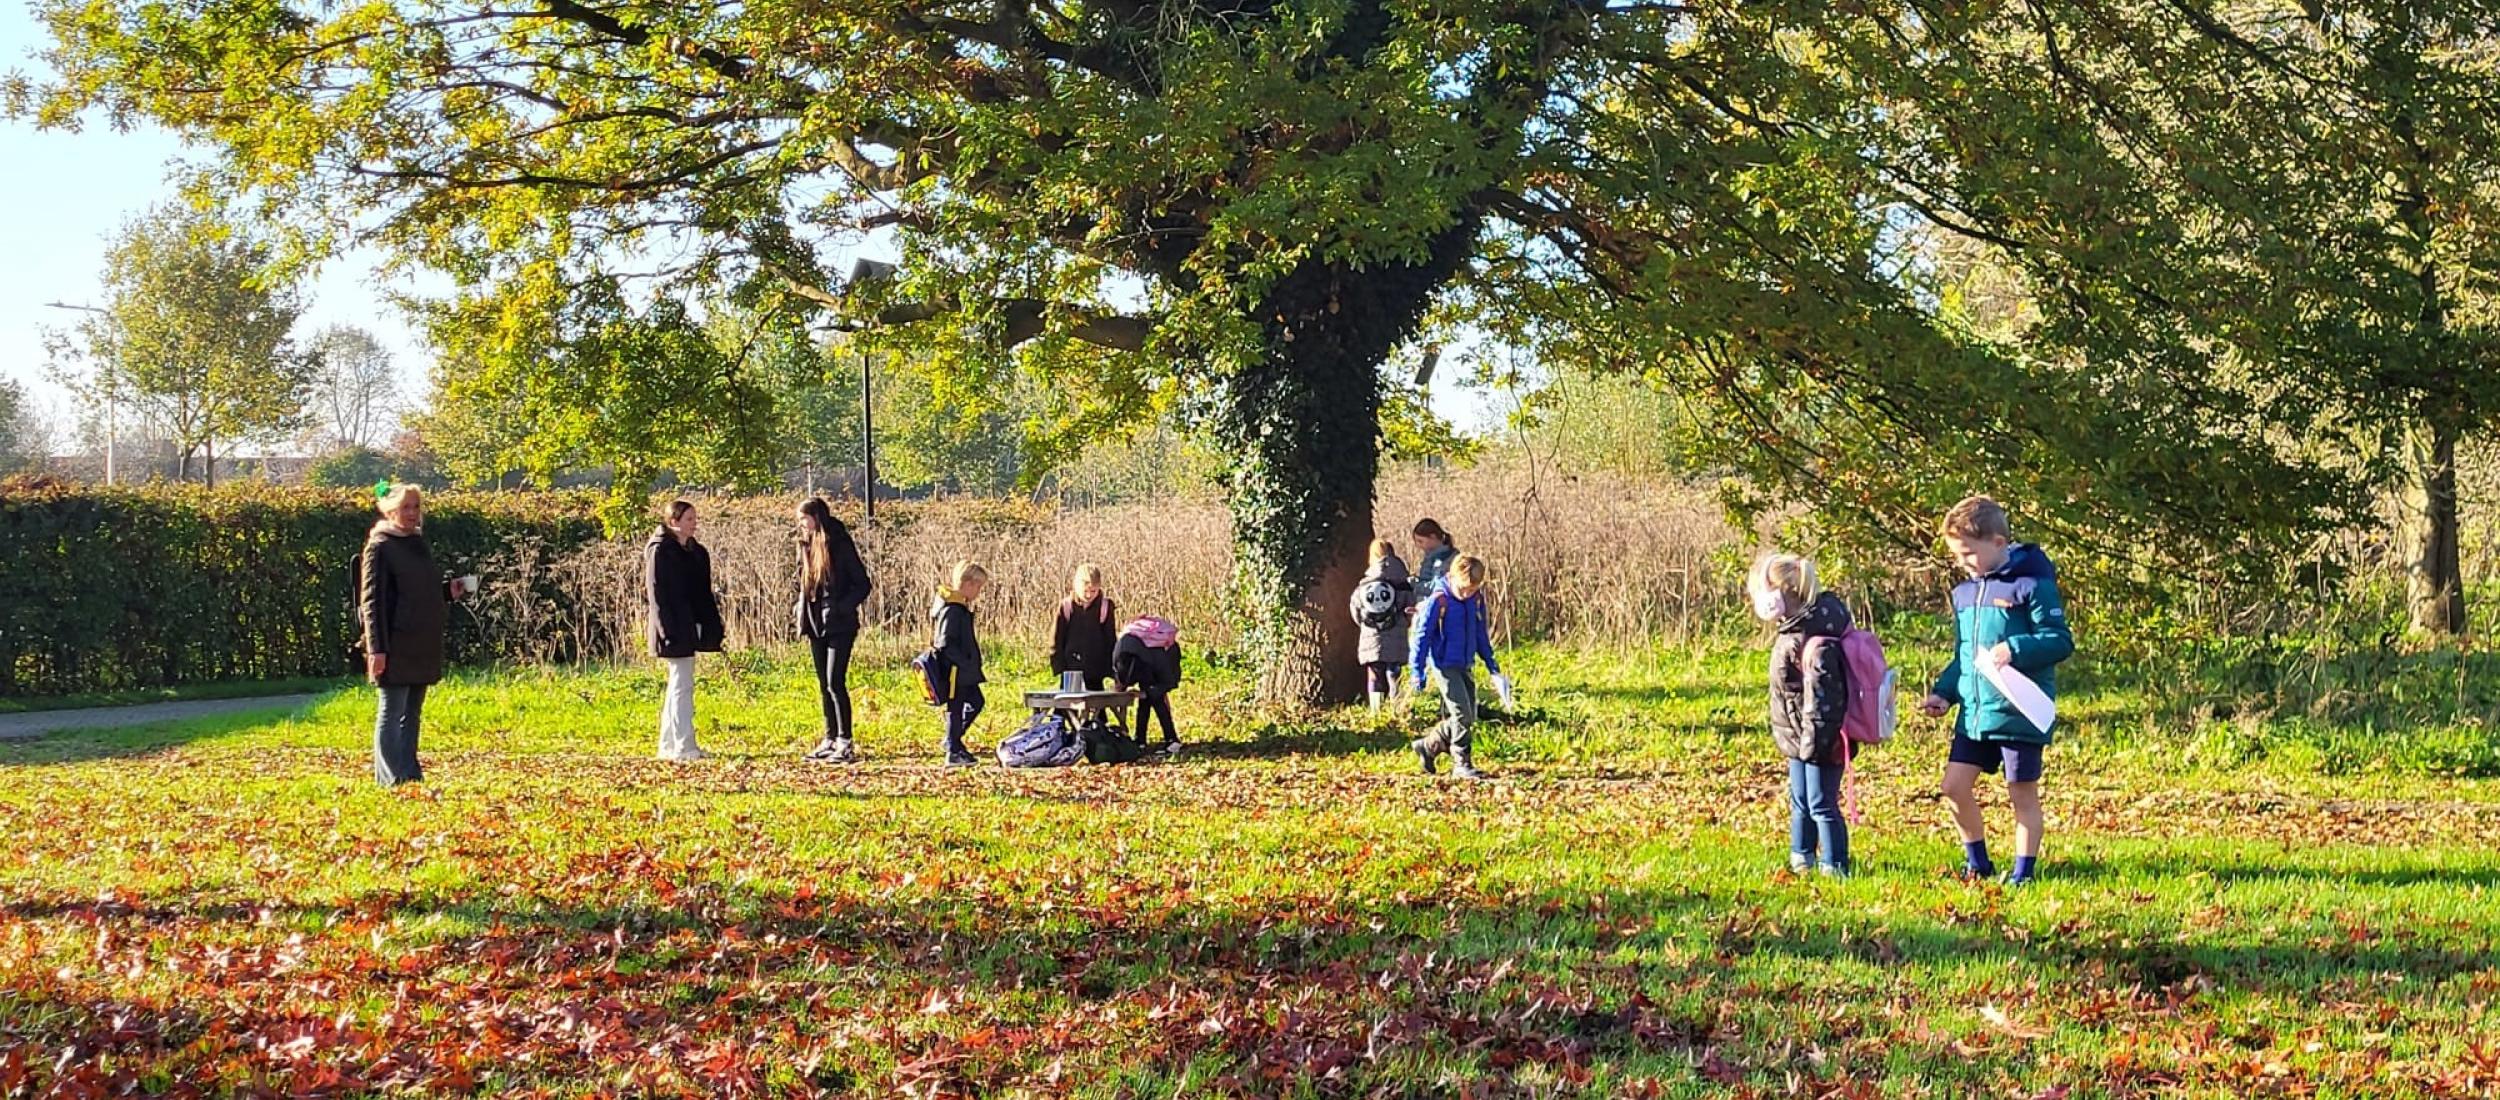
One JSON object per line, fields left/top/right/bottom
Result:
{"left": 374, "top": 684, "right": 427, "bottom": 787}
{"left": 1789, "top": 758, "right": 1848, "bottom": 871}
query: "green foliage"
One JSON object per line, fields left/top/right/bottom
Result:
{"left": 0, "top": 379, "right": 44, "bottom": 474}
{"left": 1045, "top": 419, "right": 1227, "bottom": 505}
{"left": 865, "top": 347, "right": 1028, "bottom": 497}
{"left": 305, "top": 446, "right": 396, "bottom": 490}
{"left": 0, "top": 479, "right": 602, "bottom": 697}
{"left": 49, "top": 205, "right": 310, "bottom": 483}
{"left": 38, "top": 0, "right": 2494, "bottom": 689}
{"left": 1378, "top": 379, "right": 1478, "bottom": 466}
{"left": 1510, "top": 366, "right": 1710, "bottom": 481}
{"left": 421, "top": 281, "right": 791, "bottom": 531}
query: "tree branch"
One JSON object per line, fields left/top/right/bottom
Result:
{"left": 537, "top": 0, "right": 754, "bottom": 81}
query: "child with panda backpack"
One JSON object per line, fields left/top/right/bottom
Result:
{"left": 1349, "top": 537, "right": 1417, "bottom": 714}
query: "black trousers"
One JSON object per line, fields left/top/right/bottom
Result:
{"left": 808, "top": 631, "right": 857, "bottom": 741}
{"left": 1136, "top": 688, "right": 1177, "bottom": 744}
{"left": 944, "top": 683, "right": 986, "bottom": 755}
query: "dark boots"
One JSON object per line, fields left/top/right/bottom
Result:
{"left": 1411, "top": 729, "right": 1486, "bottom": 780}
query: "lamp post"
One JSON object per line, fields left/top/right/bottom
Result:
{"left": 44, "top": 301, "right": 115, "bottom": 486}
{"left": 841, "top": 258, "right": 899, "bottom": 526}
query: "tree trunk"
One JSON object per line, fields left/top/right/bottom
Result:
{"left": 204, "top": 434, "right": 217, "bottom": 489}
{"left": 1220, "top": 218, "right": 1481, "bottom": 707}
{"left": 2402, "top": 413, "right": 2466, "bottom": 637}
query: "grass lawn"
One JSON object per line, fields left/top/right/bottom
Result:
{"left": 5, "top": 637, "right": 2500, "bottom": 1097}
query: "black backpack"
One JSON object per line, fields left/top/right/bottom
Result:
{"left": 1081, "top": 719, "right": 1150, "bottom": 765}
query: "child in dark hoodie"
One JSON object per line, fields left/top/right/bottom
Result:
{"left": 1750, "top": 553, "right": 1852, "bottom": 878}
{"left": 931, "top": 561, "right": 989, "bottom": 768}
{"left": 1349, "top": 537, "right": 1416, "bottom": 714}
{"left": 1919, "top": 496, "right": 2073, "bottom": 885}
{"left": 1112, "top": 615, "right": 1184, "bottom": 756}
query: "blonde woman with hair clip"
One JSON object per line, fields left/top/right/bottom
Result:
{"left": 1049, "top": 562, "right": 1119, "bottom": 691}
{"left": 356, "top": 484, "right": 475, "bottom": 787}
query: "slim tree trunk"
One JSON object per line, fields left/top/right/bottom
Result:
{"left": 204, "top": 433, "right": 217, "bottom": 489}
{"left": 1220, "top": 218, "right": 1481, "bottom": 706}
{"left": 2402, "top": 413, "right": 2466, "bottom": 637}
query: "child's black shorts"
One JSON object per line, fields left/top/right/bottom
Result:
{"left": 1948, "top": 734, "right": 2045, "bottom": 783}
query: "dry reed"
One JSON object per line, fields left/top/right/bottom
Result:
{"left": 468, "top": 462, "right": 1754, "bottom": 664}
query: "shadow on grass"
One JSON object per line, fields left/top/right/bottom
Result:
{"left": 1185, "top": 721, "right": 1403, "bottom": 760}
{"left": 1181, "top": 704, "right": 1570, "bottom": 762}
{"left": 2040, "top": 851, "right": 2500, "bottom": 891}
{"left": 0, "top": 699, "right": 340, "bottom": 768}
{"left": 6, "top": 857, "right": 2494, "bottom": 1095}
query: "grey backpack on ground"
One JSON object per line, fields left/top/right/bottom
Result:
{"left": 999, "top": 712, "right": 1084, "bottom": 768}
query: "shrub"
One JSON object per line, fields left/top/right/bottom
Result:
{"left": 0, "top": 477, "right": 603, "bottom": 696}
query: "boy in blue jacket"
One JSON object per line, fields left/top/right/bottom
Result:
{"left": 1411, "top": 555, "right": 1501, "bottom": 780}
{"left": 1919, "top": 496, "right": 2074, "bottom": 885}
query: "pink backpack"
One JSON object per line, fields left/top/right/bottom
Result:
{"left": 1835, "top": 629, "right": 1898, "bottom": 747}
{"left": 1811, "top": 628, "right": 1898, "bottom": 823}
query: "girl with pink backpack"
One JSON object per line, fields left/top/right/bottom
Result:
{"left": 1750, "top": 553, "right": 1858, "bottom": 878}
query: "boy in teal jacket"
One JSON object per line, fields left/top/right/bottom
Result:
{"left": 1919, "top": 496, "right": 2073, "bottom": 885}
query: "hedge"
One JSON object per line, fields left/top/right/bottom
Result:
{"left": 0, "top": 478, "right": 605, "bottom": 698}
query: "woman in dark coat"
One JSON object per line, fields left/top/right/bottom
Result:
{"left": 646, "top": 499, "right": 724, "bottom": 762}
{"left": 359, "top": 484, "right": 471, "bottom": 787}
{"left": 796, "top": 497, "right": 872, "bottom": 763}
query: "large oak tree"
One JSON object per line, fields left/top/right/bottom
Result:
{"left": 17, "top": 0, "right": 2364, "bottom": 697}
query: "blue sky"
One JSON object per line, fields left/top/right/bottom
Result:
{"left": 0, "top": 7, "right": 438, "bottom": 435}
{"left": 1, "top": 6, "right": 1503, "bottom": 448}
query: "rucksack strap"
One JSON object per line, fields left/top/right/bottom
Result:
{"left": 1841, "top": 738, "right": 1864, "bottom": 825}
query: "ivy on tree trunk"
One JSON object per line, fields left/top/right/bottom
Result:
{"left": 1219, "top": 223, "right": 1479, "bottom": 705}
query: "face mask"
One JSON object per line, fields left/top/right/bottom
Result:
{"left": 1752, "top": 587, "right": 1789, "bottom": 621}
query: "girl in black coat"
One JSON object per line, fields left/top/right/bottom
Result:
{"left": 358, "top": 485, "right": 472, "bottom": 786}
{"left": 1049, "top": 563, "right": 1119, "bottom": 690}
{"left": 932, "top": 561, "right": 989, "bottom": 767}
{"left": 796, "top": 497, "right": 872, "bottom": 763}
{"left": 646, "top": 499, "right": 724, "bottom": 762}
{"left": 1751, "top": 553, "right": 1852, "bottom": 878}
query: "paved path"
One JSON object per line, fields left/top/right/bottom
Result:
{"left": 0, "top": 694, "right": 327, "bottom": 741}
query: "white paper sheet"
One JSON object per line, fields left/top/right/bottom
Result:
{"left": 1977, "top": 650, "right": 2056, "bottom": 735}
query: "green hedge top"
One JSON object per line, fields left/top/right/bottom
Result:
{"left": 0, "top": 477, "right": 606, "bottom": 697}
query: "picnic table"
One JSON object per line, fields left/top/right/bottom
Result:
{"left": 1022, "top": 688, "right": 1138, "bottom": 732}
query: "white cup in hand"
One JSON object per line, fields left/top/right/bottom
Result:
{"left": 457, "top": 574, "right": 481, "bottom": 598}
